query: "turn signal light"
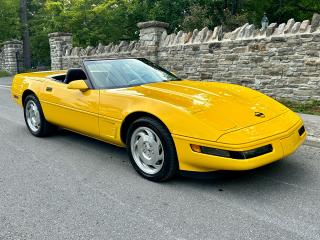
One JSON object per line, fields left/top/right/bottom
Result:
{"left": 190, "top": 144, "right": 201, "bottom": 153}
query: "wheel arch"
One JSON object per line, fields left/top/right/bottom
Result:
{"left": 120, "top": 111, "right": 171, "bottom": 144}
{"left": 22, "top": 89, "right": 37, "bottom": 106}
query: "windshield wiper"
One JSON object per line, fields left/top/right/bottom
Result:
{"left": 163, "top": 78, "right": 182, "bottom": 82}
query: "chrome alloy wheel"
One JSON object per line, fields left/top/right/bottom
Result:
{"left": 130, "top": 127, "right": 164, "bottom": 174}
{"left": 25, "top": 100, "right": 41, "bottom": 132}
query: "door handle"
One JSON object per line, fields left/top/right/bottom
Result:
{"left": 46, "top": 87, "right": 53, "bottom": 92}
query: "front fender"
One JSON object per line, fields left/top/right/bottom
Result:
{"left": 124, "top": 100, "right": 223, "bottom": 142}
{"left": 99, "top": 90, "right": 224, "bottom": 144}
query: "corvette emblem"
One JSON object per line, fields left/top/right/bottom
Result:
{"left": 255, "top": 112, "right": 265, "bottom": 118}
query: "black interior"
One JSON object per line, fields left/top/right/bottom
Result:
{"left": 64, "top": 68, "right": 87, "bottom": 84}
{"left": 51, "top": 74, "right": 66, "bottom": 82}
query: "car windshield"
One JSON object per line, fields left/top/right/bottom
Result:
{"left": 84, "top": 58, "right": 180, "bottom": 89}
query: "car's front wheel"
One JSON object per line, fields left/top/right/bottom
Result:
{"left": 23, "top": 94, "right": 56, "bottom": 137}
{"left": 127, "top": 117, "right": 178, "bottom": 182}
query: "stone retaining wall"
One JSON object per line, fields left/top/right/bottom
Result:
{"left": 49, "top": 14, "right": 320, "bottom": 101}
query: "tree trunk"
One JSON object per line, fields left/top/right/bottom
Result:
{"left": 20, "top": 0, "right": 31, "bottom": 70}
{"left": 231, "top": 0, "right": 238, "bottom": 15}
{"left": 278, "top": 0, "right": 283, "bottom": 22}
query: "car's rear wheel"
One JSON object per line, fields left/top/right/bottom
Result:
{"left": 24, "top": 94, "right": 56, "bottom": 137}
{"left": 127, "top": 117, "right": 178, "bottom": 182}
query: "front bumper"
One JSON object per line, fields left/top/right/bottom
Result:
{"left": 173, "top": 120, "right": 306, "bottom": 172}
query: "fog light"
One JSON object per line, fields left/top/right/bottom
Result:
{"left": 298, "top": 125, "right": 305, "bottom": 136}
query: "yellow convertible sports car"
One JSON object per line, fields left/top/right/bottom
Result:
{"left": 11, "top": 58, "right": 306, "bottom": 181}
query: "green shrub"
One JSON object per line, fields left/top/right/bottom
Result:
{"left": 279, "top": 99, "right": 320, "bottom": 116}
{"left": 0, "top": 70, "right": 10, "bottom": 78}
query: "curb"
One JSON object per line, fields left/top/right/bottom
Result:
{"left": 299, "top": 113, "right": 320, "bottom": 149}
{"left": 304, "top": 136, "right": 320, "bottom": 148}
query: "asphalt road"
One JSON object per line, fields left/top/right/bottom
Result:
{"left": 1, "top": 79, "right": 320, "bottom": 240}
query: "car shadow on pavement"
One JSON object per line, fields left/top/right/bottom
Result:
{"left": 47, "top": 128, "right": 313, "bottom": 195}
{"left": 54, "top": 128, "right": 127, "bottom": 154}
{"left": 173, "top": 157, "right": 314, "bottom": 196}
{"left": 178, "top": 159, "right": 298, "bottom": 182}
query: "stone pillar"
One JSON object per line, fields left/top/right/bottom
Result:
{"left": 1, "top": 40, "right": 23, "bottom": 74}
{"left": 48, "top": 32, "right": 73, "bottom": 70}
{"left": 137, "top": 21, "right": 169, "bottom": 63}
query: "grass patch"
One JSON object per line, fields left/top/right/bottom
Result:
{"left": 0, "top": 70, "right": 10, "bottom": 78}
{"left": 279, "top": 99, "right": 320, "bottom": 116}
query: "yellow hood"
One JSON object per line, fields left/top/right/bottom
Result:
{"left": 133, "top": 80, "right": 288, "bottom": 132}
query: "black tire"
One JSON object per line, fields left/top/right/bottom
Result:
{"left": 127, "top": 117, "right": 178, "bottom": 182}
{"left": 23, "top": 94, "right": 56, "bottom": 137}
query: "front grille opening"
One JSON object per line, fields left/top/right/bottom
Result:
{"left": 298, "top": 125, "right": 305, "bottom": 136}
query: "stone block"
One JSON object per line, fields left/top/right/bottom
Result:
{"left": 237, "top": 23, "right": 249, "bottom": 39}
{"left": 190, "top": 29, "right": 199, "bottom": 43}
{"left": 273, "top": 23, "right": 286, "bottom": 35}
{"left": 305, "top": 58, "right": 320, "bottom": 66}
{"left": 184, "top": 32, "right": 193, "bottom": 44}
{"left": 200, "top": 73, "right": 212, "bottom": 79}
{"left": 205, "top": 30, "right": 213, "bottom": 42}
{"left": 311, "top": 13, "right": 320, "bottom": 33}
{"left": 174, "top": 31, "right": 183, "bottom": 44}
{"left": 224, "top": 54, "right": 239, "bottom": 61}
{"left": 195, "top": 27, "right": 208, "bottom": 43}
{"left": 270, "top": 36, "right": 286, "bottom": 42}
{"left": 300, "top": 20, "right": 310, "bottom": 33}
{"left": 233, "top": 47, "right": 247, "bottom": 53}
{"left": 244, "top": 24, "right": 255, "bottom": 38}
{"left": 229, "top": 27, "right": 241, "bottom": 40}
{"left": 210, "top": 26, "right": 222, "bottom": 41}
{"left": 250, "top": 56, "right": 264, "bottom": 63}
{"left": 284, "top": 19, "right": 295, "bottom": 34}
{"left": 248, "top": 43, "right": 267, "bottom": 52}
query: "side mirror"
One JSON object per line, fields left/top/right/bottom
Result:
{"left": 67, "top": 80, "right": 89, "bottom": 91}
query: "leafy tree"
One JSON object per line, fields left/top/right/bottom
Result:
{"left": 182, "top": 4, "right": 212, "bottom": 31}
{"left": 1, "top": 0, "right": 320, "bottom": 68}
{"left": 0, "top": 0, "right": 20, "bottom": 43}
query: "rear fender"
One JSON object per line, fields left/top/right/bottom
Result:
{"left": 12, "top": 74, "right": 45, "bottom": 106}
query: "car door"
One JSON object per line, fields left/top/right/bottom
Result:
{"left": 40, "top": 80, "right": 100, "bottom": 138}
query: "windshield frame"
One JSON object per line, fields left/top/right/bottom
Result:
{"left": 82, "top": 58, "right": 180, "bottom": 90}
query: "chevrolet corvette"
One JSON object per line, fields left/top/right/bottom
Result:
{"left": 11, "top": 58, "right": 306, "bottom": 181}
